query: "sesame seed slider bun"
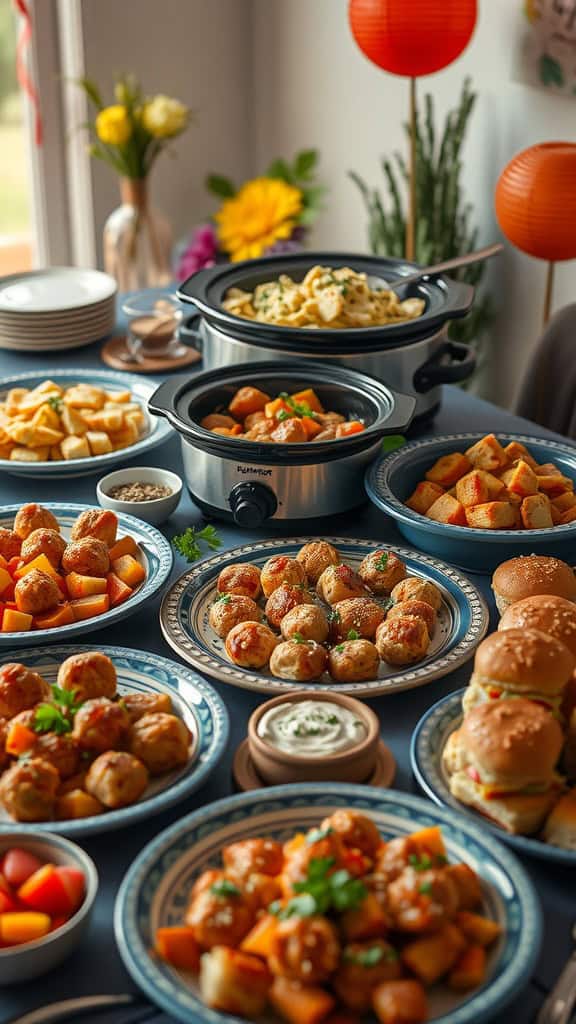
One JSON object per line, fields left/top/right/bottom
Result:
{"left": 543, "top": 789, "right": 576, "bottom": 851}
{"left": 491, "top": 555, "right": 576, "bottom": 616}
{"left": 499, "top": 594, "right": 576, "bottom": 657}
{"left": 463, "top": 628, "right": 575, "bottom": 717}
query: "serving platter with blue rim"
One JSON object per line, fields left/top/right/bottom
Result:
{"left": 159, "top": 536, "right": 489, "bottom": 697}
{"left": 0, "top": 369, "right": 172, "bottom": 477}
{"left": 0, "top": 645, "right": 229, "bottom": 837}
{"left": 411, "top": 689, "right": 576, "bottom": 865}
{"left": 114, "top": 783, "right": 542, "bottom": 1024}
{"left": 0, "top": 503, "right": 173, "bottom": 647}
{"left": 366, "top": 432, "right": 576, "bottom": 572}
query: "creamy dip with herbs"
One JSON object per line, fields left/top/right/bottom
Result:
{"left": 257, "top": 700, "right": 366, "bottom": 757}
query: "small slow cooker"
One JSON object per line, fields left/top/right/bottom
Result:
{"left": 148, "top": 362, "right": 416, "bottom": 526}
{"left": 177, "top": 252, "right": 477, "bottom": 421}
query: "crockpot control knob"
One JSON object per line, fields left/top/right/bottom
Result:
{"left": 228, "top": 482, "right": 278, "bottom": 527}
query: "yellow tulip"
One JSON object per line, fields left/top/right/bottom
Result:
{"left": 95, "top": 105, "right": 132, "bottom": 146}
{"left": 142, "top": 95, "right": 188, "bottom": 138}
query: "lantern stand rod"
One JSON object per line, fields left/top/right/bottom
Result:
{"left": 542, "top": 260, "right": 555, "bottom": 326}
{"left": 406, "top": 76, "right": 417, "bottom": 263}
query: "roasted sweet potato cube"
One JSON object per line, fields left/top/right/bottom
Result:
{"left": 553, "top": 492, "right": 576, "bottom": 511}
{"left": 476, "top": 470, "right": 506, "bottom": 499}
{"left": 536, "top": 474, "right": 573, "bottom": 497}
{"left": 465, "top": 501, "right": 517, "bottom": 530}
{"left": 465, "top": 434, "right": 509, "bottom": 472}
{"left": 426, "top": 494, "right": 467, "bottom": 526}
{"left": 406, "top": 481, "right": 445, "bottom": 516}
{"left": 455, "top": 471, "right": 490, "bottom": 507}
{"left": 535, "top": 462, "right": 563, "bottom": 476}
{"left": 448, "top": 945, "right": 486, "bottom": 991}
{"left": 504, "top": 441, "right": 538, "bottom": 469}
{"left": 402, "top": 923, "right": 466, "bottom": 985}
{"left": 560, "top": 506, "right": 576, "bottom": 525}
{"left": 454, "top": 911, "right": 502, "bottom": 947}
{"left": 521, "top": 493, "right": 553, "bottom": 529}
{"left": 551, "top": 505, "right": 564, "bottom": 525}
{"left": 502, "top": 459, "right": 539, "bottom": 498}
{"left": 425, "top": 452, "right": 471, "bottom": 487}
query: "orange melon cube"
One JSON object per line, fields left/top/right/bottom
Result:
{"left": 70, "top": 594, "right": 110, "bottom": 620}
{"left": 14, "top": 553, "right": 60, "bottom": 581}
{"left": 465, "top": 434, "right": 509, "bottom": 472}
{"left": 66, "top": 572, "right": 108, "bottom": 598}
{"left": 425, "top": 452, "right": 471, "bottom": 488}
{"left": 107, "top": 572, "right": 133, "bottom": 607}
{"left": 0, "top": 911, "right": 51, "bottom": 945}
{"left": 0, "top": 567, "right": 12, "bottom": 596}
{"left": 406, "top": 481, "right": 445, "bottom": 515}
{"left": 501, "top": 459, "right": 539, "bottom": 498}
{"left": 1, "top": 608, "right": 33, "bottom": 632}
{"left": 111, "top": 554, "right": 146, "bottom": 588}
{"left": 33, "top": 603, "right": 75, "bottom": 630}
{"left": 108, "top": 535, "right": 139, "bottom": 560}
{"left": 425, "top": 494, "right": 467, "bottom": 526}
{"left": 521, "top": 493, "right": 553, "bottom": 529}
{"left": 465, "top": 502, "right": 517, "bottom": 530}
{"left": 455, "top": 471, "right": 490, "bottom": 508}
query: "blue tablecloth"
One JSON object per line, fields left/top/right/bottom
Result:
{"left": 0, "top": 337, "right": 572, "bottom": 1024}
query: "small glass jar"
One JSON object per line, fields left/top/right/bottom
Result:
{"left": 122, "top": 292, "right": 185, "bottom": 362}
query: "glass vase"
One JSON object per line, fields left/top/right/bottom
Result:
{"left": 103, "top": 178, "right": 173, "bottom": 291}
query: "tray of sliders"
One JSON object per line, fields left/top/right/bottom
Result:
{"left": 160, "top": 537, "right": 489, "bottom": 697}
{"left": 412, "top": 553, "right": 576, "bottom": 864}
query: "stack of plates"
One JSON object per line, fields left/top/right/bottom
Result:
{"left": 0, "top": 267, "right": 117, "bottom": 351}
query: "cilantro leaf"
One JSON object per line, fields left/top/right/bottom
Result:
{"left": 375, "top": 552, "right": 389, "bottom": 571}
{"left": 51, "top": 684, "right": 83, "bottom": 714}
{"left": 346, "top": 629, "right": 360, "bottom": 641}
{"left": 291, "top": 632, "right": 305, "bottom": 645}
{"left": 344, "top": 944, "right": 397, "bottom": 967}
{"left": 33, "top": 703, "right": 72, "bottom": 735}
{"left": 418, "top": 880, "right": 433, "bottom": 895}
{"left": 214, "top": 593, "right": 231, "bottom": 604}
{"left": 306, "top": 826, "right": 333, "bottom": 845}
{"left": 211, "top": 880, "right": 241, "bottom": 899}
{"left": 173, "top": 525, "right": 222, "bottom": 563}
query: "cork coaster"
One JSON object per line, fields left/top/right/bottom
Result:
{"left": 100, "top": 335, "right": 202, "bottom": 373}
{"left": 232, "top": 738, "right": 396, "bottom": 793}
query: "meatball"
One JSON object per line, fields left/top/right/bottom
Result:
{"left": 70, "top": 508, "right": 118, "bottom": 547}
{"left": 387, "top": 599, "right": 436, "bottom": 636}
{"left": 316, "top": 564, "right": 368, "bottom": 605}
{"left": 0, "top": 757, "right": 59, "bottom": 821}
{"left": 260, "top": 555, "right": 307, "bottom": 597}
{"left": 243, "top": 420, "right": 275, "bottom": 441}
{"left": 375, "top": 837, "right": 419, "bottom": 883}
{"left": 20, "top": 528, "right": 66, "bottom": 568}
{"left": 375, "top": 617, "right": 430, "bottom": 666}
{"left": 228, "top": 386, "right": 270, "bottom": 420}
{"left": 321, "top": 810, "right": 381, "bottom": 857}
{"left": 331, "top": 597, "right": 385, "bottom": 640}
{"left": 269, "top": 916, "right": 340, "bottom": 983}
{"left": 209, "top": 594, "right": 262, "bottom": 638}
{"left": 72, "top": 697, "right": 131, "bottom": 753}
{"left": 0, "top": 719, "right": 9, "bottom": 771}
{"left": 284, "top": 831, "right": 346, "bottom": 891}
{"left": 372, "top": 980, "right": 428, "bottom": 1024}
{"left": 130, "top": 712, "right": 191, "bottom": 775}
{"left": 244, "top": 411, "right": 266, "bottom": 430}
{"left": 57, "top": 652, "right": 117, "bottom": 702}
{"left": 85, "top": 750, "right": 149, "bottom": 808}
{"left": 390, "top": 577, "right": 442, "bottom": 612}
{"left": 296, "top": 541, "right": 341, "bottom": 585}
{"left": 281, "top": 604, "right": 329, "bottom": 643}
{"left": 216, "top": 563, "right": 262, "bottom": 601}
{"left": 328, "top": 639, "right": 379, "bottom": 683}
{"left": 29, "top": 732, "right": 80, "bottom": 780}
{"left": 225, "top": 621, "right": 278, "bottom": 669}
{"left": 120, "top": 692, "right": 173, "bottom": 723}
{"left": 61, "top": 537, "right": 110, "bottom": 577}
{"left": 223, "top": 838, "right": 284, "bottom": 882}
{"left": 359, "top": 550, "right": 407, "bottom": 595}
{"left": 15, "top": 569, "right": 60, "bottom": 616}
{"left": 186, "top": 886, "right": 255, "bottom": 948}
{"left": 0, "top": 528, "right": 21, "bottom": 560}
{"left": 0, "top": 663, "right": 50, "bottom": 718}
{"left": 265, "top": 583, "right": 314, "bottom": 629}
{"left": 387, "top": 866, "right": 459, "bottom": 932}
{"left": 334, "top": 940, "right": 402, "bottom": 1012}
{"left": 13, "top": 503, "right": 59, "bottom": 540}
{"left": 270, "top": 639, "right": 327, "bottom": 681}
{"left": 201, "top": 413, "right": 239, "bottom": 431}
{"left": 270, "top": 417, "right": 307, "bottom": 443}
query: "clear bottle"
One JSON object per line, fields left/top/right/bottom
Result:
{"left": 103, "top": 178, "right": 173, "bottom": 290}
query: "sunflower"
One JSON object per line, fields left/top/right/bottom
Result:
{"left": 215, "top": 177, "right": 303, "bottom": 262}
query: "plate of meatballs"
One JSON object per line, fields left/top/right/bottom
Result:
{"left": 0, "top": 502, "right": 173, "bottom": 646}
{"left": 159, "top": 538, "right": 489, "bottom": 696}
{"left": 0, "top": 645, "right": 229, "bottom": 836}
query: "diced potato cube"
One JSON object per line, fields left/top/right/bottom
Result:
{"left": 465, "top": 434, "right": 509, "bottom": 472}
{"left": 28, "top": 425, "right": 64, "bottom": 447}
{"left": 406, "top": 481, "right": 445, "bottom": 515}
{"left": 521, "top": 493, "right": 553, "bottom": 529}
{"left": 502, "top": 459, "right": 539, "bottom": 498}
{"left": 504, "top": 441, "right": 538, "bottom": 469}
{"left": 31, "top": 404, "right": 60, "bottom": 431}
{"left": 465, "top": 501, "right": 517, "bottom": 530}
{"left": 86, "top": 431, "right": 113, "bottom": 456}
{"left": 560, "top": 506, "right": 576, "bottom": 525}
{"left": 84, "top": 409, "right": 124, "bottom": 432}
{"left": 61, "top": 435, "right": 90, "bottom": 460}
{"left": 426, "top": 494, "right": 467, "bottom": 526}
{"left": 9, "top": 446, "right": 49, "bottom": 462}
{"left": 455, "top": 471, "right": 490, "bottom": 507}
{"left": 551, "top": 505, "right": 564, "bottom": 525}
{"left": 476, "top": 470, "right": 506, "bottom": 499}
{"left": 448, "top": 945, "right": 486, "bottom": 991}
{"left": 5, "top": 388, "right": 29, "bottom": 414}
{"left": 454, "top": 911, "right": 502, "bottom": 947}
{"left": 425, "top": 452, "right": 471, "bottom": 488}
{"left": 105, "top": 390, "right": 132, "bottom": 403}
{"left": 63, "top": 385, "right": 106, "bottom": 410}
{"left": 536, "top": 474, "right": 573, "bottom": 497}
{"left": 125, "top": 409, "right": 147, "bottom": 436}
{"left": 61, "top": 406, "right": 88, "bottom": 436}
{"left": 109, "top": 420, "right": 139, "bottom": 450}
{"left": 35, "top": 380, "right": 63, "bottom": 395}
{"left": 553, "top": 492, "right": 576, "bottom": 511}
{"left": 17, "top": 389, "right": 61, "bottom": 414}
{"left": 50, "top": 445, "right": 63, "bottom": 462}
{"left": 535, "top": 462, "right": 563, "bottom": 477}
{"left": 0, "top": 444, "right": 15, "bottom": 459}
{"left": 5, "top": 421, "right": 36, "bottom": 445}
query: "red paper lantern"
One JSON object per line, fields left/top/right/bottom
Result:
{"left": 349, "top": 0, "right": 477, "bottom": 77}
{"left": 495, "top": 142, "right": 576, "bottom": 262}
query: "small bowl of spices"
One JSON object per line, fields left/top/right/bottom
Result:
{"left": 97, "top": 466, "right": 182, "bottom": 525}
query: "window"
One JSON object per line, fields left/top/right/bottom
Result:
{"left": 0, "top": 0, "right": 33, "bottom": 275}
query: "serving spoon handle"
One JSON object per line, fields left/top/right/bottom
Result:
{"left": 536, "top": 949, "right": 576, "bottom": 1024}
{"left": 391, "top": 242, "right": 504, "bottom": 291}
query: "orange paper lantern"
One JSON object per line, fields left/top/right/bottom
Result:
{"left": 495, "top": 142, "right": 576, "bottom": 262}
{"left": 349, "top": 0, "right": 477, "bottom": 77}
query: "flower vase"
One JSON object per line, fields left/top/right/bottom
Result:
{"left": 103, "top": 178, "right": 173, "bottom": 291}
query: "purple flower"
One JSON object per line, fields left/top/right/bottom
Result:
{"left": 176, "top": 223, "right": 219, "bottom": 281}
{"left": 264, "top": 225, "right": 308, "bottom": 256}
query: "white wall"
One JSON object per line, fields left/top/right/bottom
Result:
{"left": 252, "top": 0, "right": 576, "bottom": 408}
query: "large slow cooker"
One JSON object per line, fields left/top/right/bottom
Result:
{"left": 148, "top": 362, "right": 416, "bottom": 526}
{"left": 177, "top": 252, "right": 477, "bottom": 420}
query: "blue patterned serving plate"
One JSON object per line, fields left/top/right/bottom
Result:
{"left": 115, "top": 783, "right": 542, "bottom": 1024}
{"left": 411, "top": 689, "right": 576, "bottom": 865}
{"left": 0, "top": 644, "right": 228, "bottom": 837}
{"left": 0, "top": 369, "right": 172, "bottom": 477}
{"left": 0, "top": 503, "right": 173, "bottom": 647}
{"left": 366, "top": 432, "right": 576, "bottom": 573}
{"left": 159, "top": 536, "right": 489, "bottom": 697}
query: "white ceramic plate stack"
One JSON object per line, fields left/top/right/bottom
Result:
{"left": 0, "top": 267, "right": 117, "bottom": 352}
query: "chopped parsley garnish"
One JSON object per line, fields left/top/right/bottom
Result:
{"left": 344, "top": 945, "right": 399, "bottom": 967}
{"left": 418, "top": 881, "right": 434, "bottom": 896}
{"left": 269, "top": 856, "right": 367, "bottom": 919}
{"left": 214, "top": 593, "right": 231, "bottom": 604}
{"left": 173, "top": 525, "right": 222, "bottom": 563}
{"left": 408, "top": 853, "right": 433, "bottom": 872}
{"left": 277, "top": 410, "right": 291, "bottom": 422}
{"left": 347, "top": 629, "right": 360, "bottom": 641}
{"left": 335, "top": 644, "right": 345, "bottom": 652}
{"left": 375, "top": 552, "right": 389, "bottom": 571}
{"left": 291, "top": 632, "right": 305, "bottom": 644}
{"left": 47, "top": 395, "right": 63, "bottom": 412}
{"left": 327, "top": 609, "right": 341, "bottom": 623}
{"left": 211, "top": 880, "right": 241, "bottom": 899}
{"left": 33, "top": 704, "right": 72, "bottom": 735}
{"left": 306, "top": 826, "right": 333, "bottom": 844}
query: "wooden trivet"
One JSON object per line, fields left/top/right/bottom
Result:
{"left": 100, "top": 335, "right": 202, "bottom": 373}
{"left": 232, "top": 738, "right": 396, "bottom": 793}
